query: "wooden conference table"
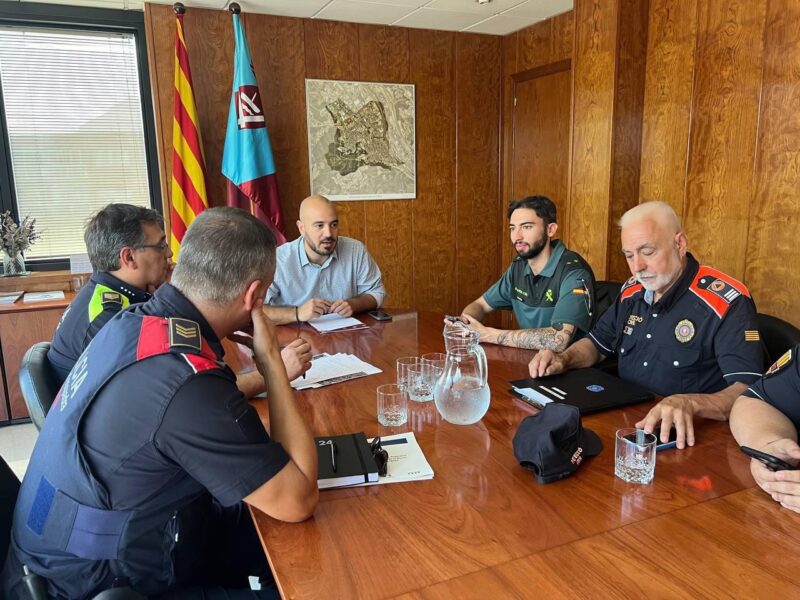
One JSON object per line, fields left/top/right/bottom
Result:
{"left": 234, "top": 311, "right": 800, "bottom": 599}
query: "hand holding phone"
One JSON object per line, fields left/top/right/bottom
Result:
{"left": 741, "top": 446, "right": 798, "bottom": 472}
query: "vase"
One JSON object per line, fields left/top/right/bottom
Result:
{"left": 3, "top": 251, "right": 26, "bottom": 276}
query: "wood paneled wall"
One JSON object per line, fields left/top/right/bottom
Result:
{"left": 639, "top": 0, "right": 800, "bottom": 324}
{"left": 502, "top": 0, "right": 800, "bottom": 325}
{"left": 144, "top": 4, "right": 500, "bottom": 313}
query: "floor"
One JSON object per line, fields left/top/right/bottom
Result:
{"left": 0, "top": 422, "right": 37, "bottom": 480}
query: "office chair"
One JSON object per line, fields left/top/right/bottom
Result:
{"left": 0, "top": 454, "right": 145, "bottom": 600}
{"left": 757, "top": 313, "right": 800, "bottom": 365}
{"left": 18, "top": 342, "right": 61, "bottom": 431}
{"left": 593, "top": 280, "right": 623, "bottom": 321}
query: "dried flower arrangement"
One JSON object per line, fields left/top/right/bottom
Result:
{"left": 0, "top": 211, "right": 40, "bottom": 257}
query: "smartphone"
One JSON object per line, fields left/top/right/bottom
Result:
{"left": 740, "top": 446, "right": 798, "bottom": 472}
{"left": 654, "top": 426, "right": 678, "bottom": 452}
{"left": 368, "top": 310, "right": 392, "bottom": 321}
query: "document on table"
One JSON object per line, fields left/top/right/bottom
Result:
{"left": 366, "top": 432, "right": 434, "bottom": 485}
{"left": 23, "top": 291, "right": 65, "bottom": 303}
{"left": 0, "top": 291, "right": 23, "bottom": 305}
{"left": 291, "top": 352, "right": 381, "bottom": 390}
{"left": 308, "top": 313, "right": 368, "bottom": 334}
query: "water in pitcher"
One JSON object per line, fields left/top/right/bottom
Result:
{"left": 434, "top": 380, "right": 490, "bottom": 425}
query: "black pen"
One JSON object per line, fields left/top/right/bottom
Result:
{"left": 297, "top": 316, "right": 307, "bottom": 379}
{"left": 330, "top": 440, "right": 337, "bottom": 473}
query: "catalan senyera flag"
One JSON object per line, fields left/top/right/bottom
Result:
{"left": 170, "top": 11, "right": 209, "bottom": 257}
{"left": 221, "top": 11, "right": 286, "bottom": 245}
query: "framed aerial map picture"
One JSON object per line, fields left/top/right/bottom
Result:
{"left": 305, "top": 79, "right": 416, "bottom": 201}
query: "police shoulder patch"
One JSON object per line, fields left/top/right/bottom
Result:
{"left": 689, "top": 266, "right": 751, "bottom": 319}
{"left": 766, "top": 348, "right": 793, "bottom": 377}
{"left": 619, "top": 276, "right": 644, "bottom": 303}
{"left": 169, "top": 317, "right": 202, "bottom": 351}
{"left": 101, "top": 291, "right": 123, "bottom": 305}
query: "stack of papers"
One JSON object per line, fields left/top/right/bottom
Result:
{"left": 0, "top": 291, "right": 23, "bottom": 305}
{"left": 291, "top": 352, "right": 381, "bottom": 390}
{"left": 308, "top": 313, "right": 369, "bottom": 334}
{"left": 367, "top": 432, "right": 434, "bottom": 485}
{"left": 23, "top": 291, "right": 65, "bottom": 303}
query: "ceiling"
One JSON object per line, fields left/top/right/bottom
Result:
{"left": 8, "top": 0, "right": 573, "bottom": 35}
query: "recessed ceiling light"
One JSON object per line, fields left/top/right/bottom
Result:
{"left": 477, "top": 0, "right": 492, "bottom": 5}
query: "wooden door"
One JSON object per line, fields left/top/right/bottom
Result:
{"left": 505, "top": 62, "right": 572, "bottom": 328}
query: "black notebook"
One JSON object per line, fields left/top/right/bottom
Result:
{"left": 316, "top": 432, "right": 379, "bottom": 489}
{"left": 510, "top": 367, "right": 654, "bottom": 415}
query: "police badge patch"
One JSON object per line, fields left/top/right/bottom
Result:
{"left": 674, "top": 319, "right": 695, "bottom": 343}
{"left": 766, "top": 349, "right": 793, "bottom": 377}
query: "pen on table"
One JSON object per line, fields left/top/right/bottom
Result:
{"left": 330, "top": 440, "right": 337, "bottom": 473}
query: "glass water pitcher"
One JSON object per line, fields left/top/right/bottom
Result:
{"left": 433, "top": 322, "right": 491, "bottom": 425}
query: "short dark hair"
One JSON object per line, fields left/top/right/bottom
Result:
{"left": 507, "top": 195, "right": 557, "bottom": 225}
{"left": 171, "top": 207, "right": 277, "bottom": 305}
{"left": 85, "top": 203, "right": 164, "bottom": 272}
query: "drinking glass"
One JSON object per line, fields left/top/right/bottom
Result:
{"left": 615, "top": 428, "right": 657, "bottom": 484}
{"left": 407, "top": 363, "right": 441, "bottom": 402}
{"left": 396, "top": 356, "right": 419, "bottom": 392}
{"left": 377, "top": 383, "right": 408, "bottom": 426}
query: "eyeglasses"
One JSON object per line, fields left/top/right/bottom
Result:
{"left": 135, "top": 241, "right": 170, "bottom": 252}
{"left": 371, "top": 437, "right": 388, "bottom": 477}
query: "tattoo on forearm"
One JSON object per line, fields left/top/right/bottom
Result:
{"left": 495, "top": 324, "right": 576, "bottom": 351}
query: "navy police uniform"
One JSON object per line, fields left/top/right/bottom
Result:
{"left": 743, "top": 346, "right": 800, "bottom": 430}
{"left": 587, "top": 254, "right": 764, "bottom": 397}
{"left": 48, "top": 271, "right": 151, "bottom": 382}
{"left": 483, "top": 240, "right": 597, "bottom": 336}
{"left": 3, "top": 284, "right": 288, "bottom": 599}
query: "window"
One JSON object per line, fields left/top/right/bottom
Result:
{"left": 0, "top": 4, "right": 161, "bottom": 269}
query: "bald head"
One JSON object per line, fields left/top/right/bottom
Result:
{"left": 297, "top": 195, "right": 340, "bottom": 264}
{"left": 619, "top": 200, "right": 682, "bottom": 235}
{"left": 299, "top": 195, "right": 337, "bottom": 222}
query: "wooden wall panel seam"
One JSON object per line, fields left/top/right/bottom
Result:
{"left": 680, "top": 0, "right": 702, "bottom": 222}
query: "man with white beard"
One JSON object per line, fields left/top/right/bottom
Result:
{"left": 528, "top": 200, "right": 764, "bottom": 449}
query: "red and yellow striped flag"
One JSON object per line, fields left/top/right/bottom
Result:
{"left": 170, "top": 9, "right": 208, "bottom": 257}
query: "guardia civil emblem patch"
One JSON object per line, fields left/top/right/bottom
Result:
{"left": 674, "top": 319, "right": 695, "bottom": 343}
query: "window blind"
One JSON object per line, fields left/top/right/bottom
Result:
{"left": 0, "top": 26, "right": 151, "bottom": 260}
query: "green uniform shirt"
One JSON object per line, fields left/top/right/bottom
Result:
{"left": 483, "top": 240, "right": 594, "bottom": 334}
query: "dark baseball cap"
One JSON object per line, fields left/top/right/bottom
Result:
{"left": 513, "top": 403, "right": 603, "bottom": 484}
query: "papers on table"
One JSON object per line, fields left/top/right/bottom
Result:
{"left": 291, "top": 352, "right": 381, "bottom": 390}
{"left": 0, "top": 291, "right": 23, "bottom": 305}
{"left": 308, "top": 313, "right": 368, "bottom": 334}
{"left": 23, "top": 291, "right": 65, "bottom": 303}
{"left": 367, "top": 432, "right": 434, "bottom": 485}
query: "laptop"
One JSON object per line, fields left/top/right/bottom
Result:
{"left": 509, "top": 368, "right": 654, "bottom": 415}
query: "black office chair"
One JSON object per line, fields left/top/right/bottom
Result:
{"left": 757, "top": 313, "right": 800, "bottom": 365}
{"left": 593, "top": 280, "right": 623, "bottom": 322}
{"left": 19, "top": 343, "right": 61, "bottom": 431}
{"left": 0, "top": 454, "right": 145, "bottom": 600}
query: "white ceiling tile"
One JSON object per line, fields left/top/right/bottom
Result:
{"left": 358, "top": 0, "right": 426, "bottom": 6}
{"left": 236, "top": 0, "right": 332, "bottom": 18}
{"left": 315, "top": 0, "right": 415, "bottom": 24}
{"left": 502, "top": 0, "right": 572, "bottom": 19}
{"left": 424, "top": 0, "right": 527, "bottom": 15}
{"left": 463, "top": 13, "right": 540, "bottom": 34}
{"left": 393, "top": 7, "right": 485, "bottom": 30}
{"left": 148, "top": 0, "right": 228, "bottom": 10}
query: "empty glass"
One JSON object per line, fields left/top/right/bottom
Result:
{"left": 377, "top": 383, "right": 408, "bottom": 426}
{"left": 615, "top": 428, "right": 657, "bottom": 484}
{"left": 396, "top": 356, "right": 419, "bottom": 392}
{"left": 407, "top": 363, "right": 442, "bottom": 402}
{"left": 421, "top": 352, "right": 447, "bottom": 370}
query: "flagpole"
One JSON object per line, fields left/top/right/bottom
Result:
{"left": 173, "top": 2, "right": 184, "bottom": 14}
{"left": 229, "top": 3, "right": 240, "bottom": 14}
